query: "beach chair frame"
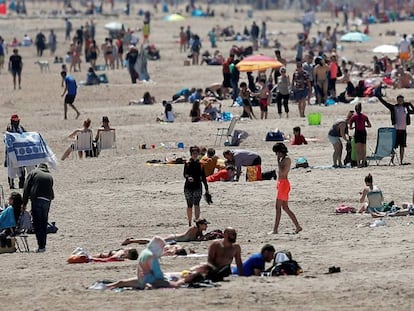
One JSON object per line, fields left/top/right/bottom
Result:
{"left": 215, "top": 117, "right": 238, "bottom": 146}
{"left": 366, "top": 127, "right": 398, "bottom": 166}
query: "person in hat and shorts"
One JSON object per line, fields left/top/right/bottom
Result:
{"left": 61, "top": 71, "right": 80, "bottom": 120}
{"left": 5, "top": 114, "right": 27, "bottom": 189}
{"left": 376, "top": 93, "right": 414, "bottom": 164}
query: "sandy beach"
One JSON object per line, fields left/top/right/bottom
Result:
{"left": 1, "top": 2, "right": 414, "bottom": 310}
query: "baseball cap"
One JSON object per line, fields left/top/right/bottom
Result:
{"left": 195, "top": 218, "right": 210, "bottom": 225}
{"left": 10, "top": 114, "right": 20, "bottom": 121}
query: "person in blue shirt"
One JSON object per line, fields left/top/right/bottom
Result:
{"left": 232, "top": 244, "right": 275, "bottom": 276}
{"left": 61, "top": 71, "right": 81, "bottom": 120}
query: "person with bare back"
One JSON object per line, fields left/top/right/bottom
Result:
{"left": 270, "top": 143, "right": 302, "bottom": 234}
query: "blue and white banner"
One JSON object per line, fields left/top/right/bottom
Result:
{"left": 4, "top": 132, "right": 57, "bottom": 169}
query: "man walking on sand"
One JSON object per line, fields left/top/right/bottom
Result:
{"left": 271, "top": 143, "right": 302, "bottom": 234}
{"left": 22, "top": 163, "right": 54, "bottom": 253}
{"left": 61, "top": 71, "right": 80, "bottom": 120}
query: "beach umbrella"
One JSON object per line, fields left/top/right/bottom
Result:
{"left": 163, "top": 14, "right": 185, "bottom": 21}
{"left": 340, "top": 32, "right": 371, "bottom": 43}
{"left": 236, "top": 55, "right": 283, "bottom": 72}
{"left": 372, "top": 44, "right": 398, "bottom": 54}
{"left": 104, "top": 22, "right": 125, "bottom": 31}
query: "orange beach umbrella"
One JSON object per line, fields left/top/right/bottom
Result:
{"left": 236, "top": 55, "right": 283, "bottom": 72}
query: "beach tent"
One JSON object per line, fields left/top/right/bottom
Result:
{"left": 0, "top": 0, "right": 6, "bottom": 14}
{"left": 372, "top": 45, "right": 398, "bottom": 54}
{"left": 191, "top": 9, "right": 207, "bottom": 17}
{"left": 163, "top": 14, "right": 185, "bottom": 22}
{"left": 340, "top": 32, "right": 371, "bottom": 43}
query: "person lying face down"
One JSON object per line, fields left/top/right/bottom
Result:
{"left": 121, "top": 218, "right": 211, "bottom": 245}
{"left": 206, "top": 165, "right": 235, "bottom": 182}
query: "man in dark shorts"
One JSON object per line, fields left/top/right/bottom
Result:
{"left": 377, "top": 94, "right": 414, "bottom": 164}
{"left": 8, "top": 48, "right": 22, "bottom": 90}
{"left": 61, "top": 71, "right": 80, "bottom": 120}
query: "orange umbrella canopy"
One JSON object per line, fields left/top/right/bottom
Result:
{"left": 236, "top": 55, "right": 283, "bottom": 72}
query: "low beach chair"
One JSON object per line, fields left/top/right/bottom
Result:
{"left": 366, "top": 127, "right": 397, "bottom": 166}
{"left": 97, "top": 129, "right": 117, "bottom": 155}
{"left": 214, "top": 117, "right": 239, "bottom": 146}
{"left": 73, "top": 131, "right": 93, "bottom": 158}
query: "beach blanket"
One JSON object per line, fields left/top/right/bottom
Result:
{"left": 4, "top": 132, "right": 57, "bottom": 170}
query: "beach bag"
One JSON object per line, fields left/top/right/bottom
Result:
{"left": 203, "top": 229, "right": 224, "bottom": 240}
{"left": 0, "top": 236, "right": 16, "bottom": 254}
{"left": 295, "top": 157, "right": 309, "bottom": 168}
{"left": 265, "top": 131, "right": 284, "bottom": 141}
{"left": 246, "top": 165, "right": 262, "bottom": 182}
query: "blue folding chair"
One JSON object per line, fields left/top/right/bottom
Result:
{"left": 366, "top": 127, "right": 397, "bottom": 165}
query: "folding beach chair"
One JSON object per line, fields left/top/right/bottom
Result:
{"left": 73, "top": 131, "right": 93, "bottom": 158}
{"left": 214, "top": 117, "right": 239, "bottom": 146}
{"left": 366, "top": 127, "right": 397, "bottom": 166}
{"left": 97, "top": 129, "right": 117, "bottom": 155}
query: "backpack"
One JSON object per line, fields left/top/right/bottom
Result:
{"left": 337, "top": 65, "right": 343, "bottom": 78}
{"left": 265, "top": 131, "right": 284, "bottom": 141}
{"left": 295, "top": 157, "right": 309, "bottom": 168}
{"left": 268, "top": 251, "right": 303, "bottom": 276}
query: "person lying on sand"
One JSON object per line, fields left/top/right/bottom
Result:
{"left": 121, "top": 218, "right": 210, "bottom": 245}
{"left": 93, "top": 248, "right": 139, "bottom": 260}
{"left": 106, "top": 237, "right": 182, "bottom": 290}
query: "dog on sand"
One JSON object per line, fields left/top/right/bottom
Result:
{"left": 34, "top": 60, "right": 50, "bottom": 73}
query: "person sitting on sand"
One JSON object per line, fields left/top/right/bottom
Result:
{"left": 231, "top": 244, "right": 275, "bottom": 276}
{"left": 61, "top": 118, "right": 93, "bottom": 160}
{"left": 291, "top": 126, "right": 308, "bottom": 145}
{"left": 202, "top": 99, "right": 221, "bottom": 120}
{"left": 183, "top": 227, "right": 244, "bottom": 283}
{"left": 85, "top": 66, "right": 100, "bottom": 85}
{"left": 156, "top": 101, "right": 175, "bottom": 123}
{"left": 190, "top": 100, "right": 209, "bottom": 122}
{"left": 200, "top": 148, "right": 225, "bottom": 176}
{"left": 93, "top": 248, "right": 139, "bottom": 261}
{"left": 129, "top": 91, "right": 155, "bottom": 105}
{"left": 358, "top": 173, "right": 384, "bottom": 213}
{"left": 121, "top": 218, "right": 211, "bottom": 245}
{"left": 107, "top": 236, "right": 181, "bottom": 290}
{"left": 207, "top": 165, "right": 235, "bottom": 182}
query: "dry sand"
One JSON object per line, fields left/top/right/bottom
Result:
{"left": 1, "top": 3, "right": 414, "bottom": 310}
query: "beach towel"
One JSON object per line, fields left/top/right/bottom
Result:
{"left": 4, "top": 132, "right": 57, "bottom": 170}
{"left": 335, "top": 204, "right": 356, "bottom": 214}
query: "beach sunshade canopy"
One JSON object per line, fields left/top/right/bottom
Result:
{"left": 372, "top": 44, "right": 398, "bottom": 54}
{"left": 104, "top": 22, "right": 125, "bottom": 31}
{"left": 340, "top": 32, "right": 371, "bottom": 42}
{"left": 163, "top": 14, "right": 185, "bottom": 21}
{"left": 236, "top": 55, "right": 283, "bottom": 72}
{"left": 191, "top": 9, "right": 207, "bottom": 17}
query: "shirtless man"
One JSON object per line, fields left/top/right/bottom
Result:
{"left": 258, "top": 79, "right": 270, "bottom": 119}
{"left": 187, "top": 227, "right": 243, "bottom": 282}
{"left": 313, "top": 56, "right": 330, "bottom": 105}
{"left": 271, "top": 143, "right": 302, "bottom": 234}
